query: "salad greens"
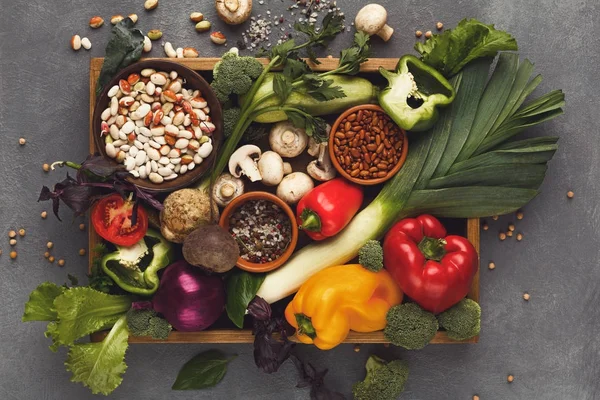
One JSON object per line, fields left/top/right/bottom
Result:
{"left": 225, "top": 270, "right": 266, "bottom": 328}
{"left": 172, "top": 350, "right": 236, "bottom": 390}
{"left": 415, "top": 18, "right": 518, "bottom": 77}
{"left": 23, "top": 284, "right": 133, "bottom": 395}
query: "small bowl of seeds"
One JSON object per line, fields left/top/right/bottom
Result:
{"left": 219, "top": 191, "right": 298, "bottom": 273}
{"left": 329, "top": 104, "right": 408, "bottom": 185}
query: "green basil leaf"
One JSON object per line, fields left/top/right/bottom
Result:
{"left": 96, "top": 18, "right": 144, "bottom": 97}
{"left": 172, "top": 350, "right": 236, "bottom": 390}
{"left": 225, "top": 270, "right": 265, "bottom": 328}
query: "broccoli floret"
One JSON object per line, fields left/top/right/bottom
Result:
{"left": 126, "top": 308, "right": 172, "bottom": 340}
{"left": 352, "top": 355, "right": 409, "bottom": 400}
{"left": 358, "top": 240, "right": 383, "bottom": 272}
{"left": 384, "top": 303, "right": 438, "bottom": 350}
{"left": 211, "top": 51, "right": 263, "bottom": 103}
{"left": 438, "top": 298, "right": 481, "bottom": 340}
{"left": 223, "top": 107, "right": 242, "bottom": 137}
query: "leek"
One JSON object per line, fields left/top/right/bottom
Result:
{"left": 257, "top": 53, "right": 564, "bottom": 304}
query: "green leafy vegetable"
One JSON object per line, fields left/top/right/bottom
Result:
{"left": 22, "top": 282, "right": 66, "bottom": 322}
{"left": 48, "top": 287, "right": 132, "bottom": 348}
{"left": 352, "top": 355, "right": 409, "bottom": 400}
{"left": 358, "top": 240, "right": 384, "bottom": 272}
{"left": 96, "top": 18, "right": 144, "bottom": 96}
{"left": 384, "top": 303, "right": 439, "bottom": 350}
{"left": 88, "top": 243, "right": 114, "bottom": 293}
{"left": 126, "top": 307, "right": 172, "bottom": 340}
{"left": 292, "top": 13, "right": 345, "bottom": 63}
{"left": 172, "top": 350, "right": 236, "bottom": 390}
{"left": 415, "top": 18, "right": 518, "bottom": 77}
{"left": 225, "top": 270, "right": 266, "bottom": 328}
{"left": 438, "top": 298, "right": 481, "bottom": 340}
{"left": 65, "top": 315, "right": 129, "bottom": 395}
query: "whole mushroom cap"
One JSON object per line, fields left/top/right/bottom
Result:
{"left": 355, "top": 4, "right": 387, "bottom": 33}
{"left": 215, "top": 0, "right": 253, "bottom": 25}
{"left": 269, "top": 121, "right": 308, "bottom": 158}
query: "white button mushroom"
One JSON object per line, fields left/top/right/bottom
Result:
{"left": 269, "top": 121, "right": 309, "bottom": 158}
{"left": 257, "top": 151, "right": 286, "bottom": 186}
{"left": 212, "top": 173, "right": 245, "bottom": 207}
{"left": 228, "top": 144, "right": 262, "bottom": 182}
{"left": 307, "top": 142, "right": 336, "bottom": 182}
{"left": 355, "top": 4, "right": 394, "bottom": 42}
{"left": 276, "top": 172, "right": 314, "bottom": 204}
{"left": 215, "top": 0, "right": 252, "bottom": 25}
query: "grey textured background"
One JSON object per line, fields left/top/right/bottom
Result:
{"left": 1, "top": 0, "right": 598, "bottom": 399}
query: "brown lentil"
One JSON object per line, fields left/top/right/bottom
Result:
{"left": 506, "top": 230, "right": 513, "bottom": 237}
{"left": 48, "top": 256, "right": 55, "bottom": 263}
{"left": 499, "top": 232, "right": 507, "bottom": 241}
{"left": 516, "top": 233, "right": 523, "bottom": 241}
{"left": 492, "top": 215, "right": 499, "bottom": 221}
{"left": 79, "top": 223, "right": 86, "bottom": 230}
{"left": 508, "top": 223, "right": 515, "bottom": 232}
{"left": 436, "top": 22, "right": 444, "bottom": 30}
{"left": 415, "top": 30, "right": 423, "bottom": 37}
{"left": 47, "top": 241, "right": 54, "bottom": 249}
{"left": 229, "top": 199, "right": 291, "bottom": 264}
{"left": 19, "top": 138, "right": 26, "bottom": 145}
{"left": 507, "top": 374, "right": 514, "bottom": 383}
{"left": 425, "top": 30, "right": 432, "bottom": 38}
{"left": 79, "top": 248, "right": 86, "bottom": 256}
{"left": 516, "top": 210, "right": 524, "bottom": 220}
{"left": 43, "top": 163, "right": 50, "bottom": 172}
{"left": 488, "top": 262, "right": 496, "bottom": 270}
{"left": 567, "top": 190, "right": 574, "bottom": 199}
{"left": 473, "top": 396, "right": 480, "bottom": 400}
{"left": 353, "top": 345, "right": 360, "bottom": 353}
{"left": 8, "top": 230, "right": 16, "bottom": 239}
{"left": 41, "top": 211, "right": 48, "bottom": 219}
{"left": 482, "top": 222, "right": 489, "bottom": 231}
{"left": 10, "top": 251, "right": 17, "bottom": 259}
{"left": 334, "top": 109, "right": 404, "bottom": 181}
{"left": 18, "top": 228, "right": 25, "bottom": 237}
{"left": 58, "top": 259, "right": 66, "bottom": 267}
{"left": 9, "top": 239, "right": 17, "bottom": 246}
{"left": 44, "top": 251, "right": 50, "bottom": 258}
{"left": 523, "top": 293, "right": 530, "bottom": 301}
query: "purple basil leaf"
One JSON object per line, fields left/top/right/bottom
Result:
{"left": 80, "top": 154, "right": 124, "bottom": 180}
{"left": 248, "top": 296, "right": 272, "bottom": 321}
{"left": 134, "top": 187, "right": 164, "bottom": 211}
{"left": 38, "top": 175, "right": 94, "bottom": 220}
{"left": 253, "top": 331, "right": 295, "bottom": 373}
{"left": 291, "top": 355, "right": 346, "bottom": 400}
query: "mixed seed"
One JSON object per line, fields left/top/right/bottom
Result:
{"left": 101, "top": 69, "right": 215, "bottom": 184}
{"left": 229, "top": 200, "right": 292, "bottom": 263}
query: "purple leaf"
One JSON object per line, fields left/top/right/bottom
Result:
{"left": 248, "top": 296, "right": 272, "bottom": 321}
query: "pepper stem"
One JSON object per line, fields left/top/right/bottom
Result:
{"left": 418, "top": 236, "right": 447, "bottom": 262}
{"left": 299, "top": 208, "right": 322, "bottom": 232}
{"left": 295, "top": 313, "right": 317, "bottom": 339}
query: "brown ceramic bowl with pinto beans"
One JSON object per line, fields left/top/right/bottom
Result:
{"left": 92, "top": 59, "right": 223, "bottom": 193}
{"left": 329, "top": 104, "right": 408, "bottom": 186}
{"left": 219, "top": 191, "right": 299, "bottom": 273}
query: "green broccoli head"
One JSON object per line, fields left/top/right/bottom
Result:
{"left": 384, "top": 303, "right": 438, "bottom": 350}
{"left": 358, "top": 240, "right": 384, "bottom": 272}
{"left": 126, "top": 308, "right": 172, "bottom": 340}
{"left": 438, "top": 298, "right": 481, "bottom": 340}
{"left": 352, "top": 355, "right": 409, "bottom": 400}
{"left": 211, "top": 51, "right": 264, "bottom": 102}
{"left": 223, "top": 107, "right": 242, "bottom": 137}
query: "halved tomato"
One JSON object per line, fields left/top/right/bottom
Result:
{"left": 91, "top": 194, "right": 148, "bottom": 246}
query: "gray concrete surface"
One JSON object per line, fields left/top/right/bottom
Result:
{"left": 1, "top": 0, "right": 598, "bottom": 399}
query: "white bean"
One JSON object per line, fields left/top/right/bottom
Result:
{"left": 180, "top": 164, "right": 188, "bottom": 174}
{"left": 136, "top": 103, "right": 151, "bottom": 117}
{"left": 158, "top": 156, "right": 170, "bottom": 165}
{"left": 167, "top": 163, "right": 175, "bottom": 170}
{"left": 149, "top": 141, "right": 161, "bottom": 149}
{"left": 188, "top": 162, "right": 195, "bottom": 170}
{"left": 130, "top": 170, "right": 140, "bottom": 178}
{"left": 138, "top": 134, "right": 149, "bottom": 143}
{"left": 118, "top": 131, "right": 128, "bottom": 141}
{"left": 154, "top": 136, "right": 166, "bottom": 145}
{"left": 101, "top": 107, "right": 112, "bottom": 121}
{"left": 134, "top": 140, "right": 144, "bottom": 149}
{"left": 170, "top": 157, "right": 181, "bottom": 165}
{"left": 138, "top": 166, "right": 147, "bottom": 179}
{"left": 194, "top": 153, "right": 202, "bottom": 164}
{"left": 143, "top": 143, "right": 150, "bottom": 151}
{"left": 147, "top": 148, "right": 160, "bottom": 160}
{"left": 107, "top": 115, "right": 117, "bottom": 126}
{"left": 145, "top": 162, "right": 152, "bottom": 176}
{"left": 120, "top": 144, "right": 131, "bottom": 152}
{"left": 146, "top": 81, "right": 156, "bottom": 96}
{"left": 129, "top": 146, "right": 139, "bottom": 157}
{"left": 125, "top": 157, "right": 136, "bottom": 171}
{"left": 105, "top": 143, "right": 117, "bottom": 158}
{"left": 170, "top": 71, "right": 178, "bottom": 80}
{"left": 178, "top": 130, "right": 193, "bottom": 139}
{"left": 198, "top": 141, "right": 213, "bottom": 158}
{"left": 108, "top": 85, "right": 120, "bottom": 97}
{"left": 139, "top": 127, "right": 152, "bottom": 137}
{"left": 150, "top": 73, "right": 167, "bottom": 85}
{"left": 158, "top": 167, "right": 172, "bottom": 177}
{"left": 174, "top": 163, "right": 181, "bottom": 173}
{"left": 149, "top": 172, "right": 164, "bottom": 184}
{"left": 151, "top": 126, "right": 165, "bottom": 136}
{"left": 165, "top": 124, "right": 179, "bottom": 136}
{"left": 121, "top": 121, "right": 135, "bottom": 134}
{"left": 168, "top": 149, "right": 180, "bottom": 158}
{"left": 135, "top": 151, "right": 147, "bottom": 166}
{"left": 151, "top": 160, "right": 159, "bottom": 172}
{"left": 175, "top": 138, "right": 189, "bottom": 149}
{"left": 109, "top": 125, "right": 119, "bottom": 140}
{"left": 112, "top": 139, "right": 126, "bottom": 147}
{"left": 110, "top": 96, "right": 119, "bottom": 116}
{"left": 164, "top": 173, "right": 178, "bottom": 181}
{"left": 172, "top": 111, "right": 185, "bottom": 126}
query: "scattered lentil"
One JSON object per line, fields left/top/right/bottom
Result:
{"left": 79, "top": 248, "right": 86, "bottom": 256}
{"left": 48, "top": 256, "right": 55, "bottom": 263}
{"left": 425, "top": 30, "right": 432, "bottom": 38}
{"left": 79, "top": 223, "right": 86, "bottom": 231}
{"left": 499, "top": 232, "right": 507, "bottom": 241}
{"left": 10, "top": 251, "right": 17, "bottom": 259}
{"left": 41, "top": 211, "right": 48, "bottom": 219}
{"left": 507, "top": 374, "right": 514, "bottom": 383}
{"left": 9, "top": 239, "right": 17, "bottom": 246}
{"left": 508, "top": 223, "right": 515, "bottom": 232}
{"left": 436, "top": 21, "right": 444, "bottom": 30}
{"left": 516, "top": 233, "right": 523, "bottom": 241}
{"left": 415, "top": 30, "right": 423, "bottom": 38}
{"left": 58, "top": 259, "right": 66, "bottom": 267}
{"left": 473, "top": 396, "right": 480, "bottom": 400}
{"left": 19, "top": 138, "right": 26, "bottom": 145}
{"left": 492, "top": 215, "right": 499, "bottom": 221}
{"left": 43, "top": 163, "right": 50, "bottom": 172}
{"left": 8, "top": 230, "right": 16, "bottom": 239}
{"left": 482, "top": 222, "right": 489, "bottom": 231}
{"left": 488, "top": 262, "right": 496, "bottom": 270}
{"left": 18, "top": 228, "right": 25, "bottom": 237}
{"left": 353, "top": 344, "right": 360, "bottom": 353}
{"left": 229, "top": 199, "right": 292, "bottom": 264}
{"left": 506, "top": 230, "right": 513, "bottom": 237}
{"left": 567, "top": 190, "right": 574, "bottom": 199}
{"left": 47, "top": 241, "right": 54, "bottom": 249}
{"left": 523, "top": 293, "right": 530, "bottom": 301}
{"left": 44, "top": 251, "right": 50, "bottom": 258}
{"left": 516, "top": 210, "right": 524, "bottom": 220}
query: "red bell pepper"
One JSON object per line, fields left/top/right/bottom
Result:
{"left": 383, "top": 215, "right": 478, "bottom": 314}
{"left": 296, "top": 178, "right": 364, "bottom": 241}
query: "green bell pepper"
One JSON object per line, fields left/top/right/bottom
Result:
{"left": 378, "top": 55, "right": 456, "bottom": 132}
{"left": 101, "top": 229, "right": 174, "bottom": 296}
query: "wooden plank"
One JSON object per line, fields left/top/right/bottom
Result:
{"left": 89, "top": 57, "right": 480, "bottom": 345}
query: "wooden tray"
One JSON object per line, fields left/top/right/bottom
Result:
{"left": 89, "top": 57, "right": 480, "bottom": 345}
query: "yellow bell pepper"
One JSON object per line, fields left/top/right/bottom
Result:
{"left": 284, "top": 264, "right": 403, "bottom": 350}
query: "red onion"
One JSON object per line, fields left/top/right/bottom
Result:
{"left": 143, "top": 260, "right": 225, "bottom": 332}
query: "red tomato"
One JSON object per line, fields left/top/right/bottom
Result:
{"left": 91, "top": 194, "right": 148, "bottom": 246}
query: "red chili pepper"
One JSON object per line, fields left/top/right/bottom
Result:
{"left": 296, "top": 178, "right": 364, "bottom": 241}
{"left": 383, "top": 214, "right": 478, "bottom": 314}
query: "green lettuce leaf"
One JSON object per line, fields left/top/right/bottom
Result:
{"left": 65, "top": 315, "right": 129, "bottom": 396}
{"left": 415, "top": 18, "right": 518, "bottom": 77}
{"left": 22, "top": 282, "right": 65, "bottom": 322}
{"left": 50, "top": 287, "right": 132, "bottom": 347}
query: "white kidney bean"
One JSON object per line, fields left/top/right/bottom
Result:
{"left": 147, "top": 148, "right": 160, "bottom": 160}
{"left": 149, "top": 172, "right": 163, "bottom": 184}
{"left": 101, "top": 107, "right": 111, "bottom": 121}
{"left": 108, "top": 85, "right": 120, "bottom": 97}
{"left": 178, "top": 130, "right": 193, "bottom": 139}
{"left": 138, "top": 166, "right": 147, "bottom": 179}
{"left": 134, "top": 140, "right": 144, "bottom": 149}
{"left": 175, "top": 138, "right": 189, "bottom": 149}
{"left": 158, "top": 156, "right": 170, "bottom": 165}
{"left": 174, "top": 164, "right": 181, "bottom": 173}
{"left": 121, "top": 121, "right": 135, "bottom": 134}
{"left": 193, "top": 153, "right": 202, "bottom": 164}
{"left": 158, "top": 167, "right": 172, "bottom": 177}
{"left": 135, "top": 151, "right": 147, "bottom": 166}
{"left": 150, "top": 73, "right": 167, "bottom": 85}
{"left": 129, "top": 146, "right": 139, "bottom": 157}
{"left": 198, "top": 141, "right": 213, "bottom": 158}
{"left": 151, "top": 160, "right": 158, "bottom": 172}
{"left": 136, "top": 103, "right": 151, "bottom": 117}
{"left": 137, "top": 134, "right": 149, "bottom": 143}
{"left": 149, "top": 141, "right": 161, "bottom": 149}
{"left": 151, "top": 126, "right": 165, "bottom": 136}
{"left": 109, "top": 125, "right": 119, "bottom": 140}
{"left": 120, "top": 144, "right": 131, "bottom": 152}
{"left": 110, "top": 97, "right": 119, "bottom": 116}
{"left": 125, "top": 157, "right": 136, "bottom": 171}
{"left": 167, "top": 149, "right": 180, "bottom": 158}
{"left": 164, "top": 173, "right": 178, "bottom": 181}
{"left": 187, "top": 162, "right": 195, "bottom": 170}
{"left": 105, "top": 143, "right": 117, "bottom": 158}
{"left": 145, "top": 162, "right": 152, "bottom": 176}
{"left": 165, "top": 124, "right": 179, "bottom": 136}
{"left": 172, "top": 111, "right": 185, "bottom": 126}
{"left": 171, "top": 157, "right": 181, "bottom": 165}
{"left": 139, "top": 127, "right": 152, "bottom": 137}
{"left": 118, "top": 131, "right": 127, "bottom": 141}
{"left": 180, "top": 165, "right": 188, "bottom": 174}
{"left": 146, "top": 81, "right": 156, "bottom": 95}
{"left": 160, "top": 146, "right": 170, "bottom": 156}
